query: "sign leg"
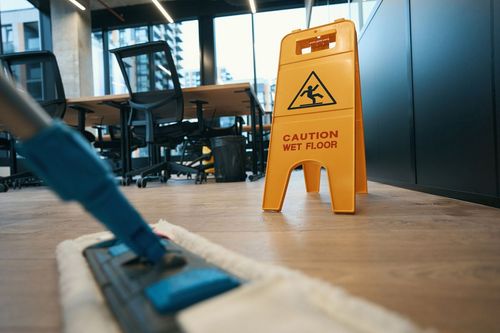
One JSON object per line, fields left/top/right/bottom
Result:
{"left": 303, "top": 161, "right": 321, "bottom": 193}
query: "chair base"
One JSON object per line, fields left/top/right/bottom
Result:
{"left": 0, "top": 172, "right": 43, "bottom": 190}
{"left": 124, "top": 161, "right": 210, "bottom": 188}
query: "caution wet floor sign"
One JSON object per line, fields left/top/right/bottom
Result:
{"left": 262, "top": 19, "right": 367, "bottom": 214}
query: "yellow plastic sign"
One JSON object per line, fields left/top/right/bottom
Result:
{"left": 262, "top": 19, "right": 367, "bottom": 214}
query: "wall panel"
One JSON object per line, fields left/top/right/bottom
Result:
{"left": 411, "top": 0, "right": 496, "bottom": 195}
{"left": 359, "top": 0, "right": 414, "bottom": 183}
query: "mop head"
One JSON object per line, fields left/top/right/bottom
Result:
{"left": 57, "top": 220, "right": 431, "bottom": 333}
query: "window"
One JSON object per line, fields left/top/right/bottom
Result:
{"left": 254, "top": 8, "right": 306, "bottom": 111}
{"left": 108, "top": 26, "right": 149, "bottom": 94}
{"left": 153, "top": 20, "right": 200, "bottom": 88}
{"left": 310, "top": 2, "right": 356, "bottom": 29}
{"left": 215, "top": 14, "right": 254, "bottom": 85}
{"left": 311, "top": 0, "right": 379, "bottom": 31}
{"left": 361, "top": 0, "right": 377, "bottom": 25}
{"left": 0, "top": 0, "right": 41, "bottom": 53}
{"left": 23, "top": 21, "right": 40, "bottom": 51}
{"left": 92, "top": 31, "right": 105, "bottom": 96}
{"left": 96, "top": 21, "right": 201, "bottom": 94}
{"left": 1, "top": 24, "right": 13, "bottom": 53}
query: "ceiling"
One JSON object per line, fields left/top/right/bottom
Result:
{"left": 90, "top": 0, "right": 288, "bottom": 11}
{"left": 90, "top": 0, "right": 153, "bottom": 11}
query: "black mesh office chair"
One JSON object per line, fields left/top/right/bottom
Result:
{"left": 111, "top": 41, "right": 238, "bottom": 187}
{"left": 0, "top": 51, "right": 94, "bottom": 189}
{"left": 1, "top": 51, "right": 66, "bottom": 118}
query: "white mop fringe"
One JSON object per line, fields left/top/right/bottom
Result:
{"left": 56, "top": 220, "right": 434, "bottom": 333}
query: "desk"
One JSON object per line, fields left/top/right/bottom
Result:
{"left": 66, "top": 83, "right": 266, "bottom": 181}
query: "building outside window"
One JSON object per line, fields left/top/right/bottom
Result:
{"left": 107, "top": 26, "right": 149, "bottom": 94}
{"left": 153, "top": 20, "right": 200, "bottom": 88}
{"left": 0, "top": 0, "right": 41, "bottom": 53}
{"left": 0, "top": 0, "right": 42, "bottom": 102}
{"left": 1, "top": 24, "right": 13, "bottom": 53}
{"left": 23, "top": 21, "right": 39, "bottom": 51}
{"left": 96, "top": 21, "right": 199, "bottom": 95}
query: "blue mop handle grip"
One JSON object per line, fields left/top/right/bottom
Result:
{"left": 19, "top": 122, "right": 166, "bottom": 262}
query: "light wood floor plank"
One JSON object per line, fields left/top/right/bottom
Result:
{"left": 0, "top": 171, "right": 499, "bottom": 333}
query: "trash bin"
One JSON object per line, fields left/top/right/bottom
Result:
{"left": 210, "top": 135, "right": 247, "bottom": 182}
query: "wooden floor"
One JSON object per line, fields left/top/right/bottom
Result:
{"left": 1, "top": 171, "right": 500, "bottom": 333}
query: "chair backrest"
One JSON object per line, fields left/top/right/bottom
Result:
{"left": 0, "top": 51, "right": 66, "bottom": 119}
{"left": 110, "top": 41, "right": 184, "bottom": 124}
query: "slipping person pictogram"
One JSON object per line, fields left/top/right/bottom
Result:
{"left": 288, "top": 71, "right": 337, "bottom": 110}
{"left": 300, "top": 85, "right": 324, "bottom": 105}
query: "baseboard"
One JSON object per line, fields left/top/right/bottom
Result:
{"left": 369, "top": 177, "right": 500, "bottom": 208}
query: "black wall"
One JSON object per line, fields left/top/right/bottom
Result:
{"left": 359, "top": 0, "right": 500, "bottom": 207}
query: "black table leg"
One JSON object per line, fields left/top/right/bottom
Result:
{"left": 247, "top": 90, "right": 264, "bottom": 181}
{"left": 8, "top": 133, "right": 17, "bottom": 175}
{"left": 119, "top": 106, "right": 131, "bottom": 179}
{"left": 257, "top": 98, "right": 265, "bottom": 175}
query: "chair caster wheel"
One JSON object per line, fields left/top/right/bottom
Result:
{"left": 137, "top": 178, "right": 147, "bottom": 188}
{"left": 160, "top": 175, "right": 168, "bottom": 183}
{"left": 195, "top": 172, "right": 207, "bottom": 184}
{"left": 122, "top": 177, "right": 132, "bottom": 186}
{"left": 0, "top": 184, "right": 8, "bottom": 193}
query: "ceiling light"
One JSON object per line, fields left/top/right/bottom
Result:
{"left": 249, "top": 0, "right": 256, "bottom": 14}
{"left": 151, "top": 0, "right": 174, "bottom": 23}
{"left": 66, "top": 0, "right": 86, "bottom": 11}
{"left": 157, "top": 64, "right": 171, "bottom": 76}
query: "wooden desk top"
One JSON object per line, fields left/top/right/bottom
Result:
{"left": 64, "top": 82, "right": 255, "bottom": 126}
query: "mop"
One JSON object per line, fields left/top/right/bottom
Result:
{"left": 57, "top": 220, "right": 433, "bottom": 333}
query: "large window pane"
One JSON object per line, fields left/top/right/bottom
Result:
{"left": 361, "top": 0, "right": 377, "bottom": 26}
{"left": 310, "top": 2, "right": 356, "bottom": 29}
{"left": 91, "top": 31, "right": 105, "bottom": 96}
{"left": 108, "top": 26, "right": 149, "bottom": 94}
{"left": 254, "top": 8, "right": 306, "bottom": 111}
{"left": 0, "top": 0, "right": 41, "bottom": 53}
{"left": 215, "top": 14, "right": 254, "bottom": 85}
{"left": 153, "top": 20, "right": 200, "bottom": 88}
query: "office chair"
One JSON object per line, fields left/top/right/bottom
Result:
{"left": 0, "top": 51, "right": 94, "bottom": 189}
{"left": 111, "top": 41, "right": 239, "bottom": 187}
{"left": 93, "top": 124, "right": 146, "bottom": 175}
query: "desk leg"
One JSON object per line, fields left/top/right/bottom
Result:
{"left": 249, "top": 94, "right": 258, "bottom": 180}
{"left": 120, "top": 106, "right": 131, "bottom": 180}
{"left": 257, "top": 99, "right": 265, "bottom": 175}
{"left": 77, "top": 109, "right": 86, "bottom": 133}
{"left": 248, "top": 94, "right": 264, "bottom": 181}
{"left": 9, "top": 133, "right": 17, "bottom": 175}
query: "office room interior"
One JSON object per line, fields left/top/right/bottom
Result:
{"left": 0, "top": 0, "right": 499, "bottom": 332}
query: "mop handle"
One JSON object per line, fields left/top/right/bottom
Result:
{"left": 0, "top": 72, "right": 166, "bottom": 263}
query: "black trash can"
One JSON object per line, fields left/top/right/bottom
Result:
{"left": 211, "top": 135, "right": 247, "bottom": 182}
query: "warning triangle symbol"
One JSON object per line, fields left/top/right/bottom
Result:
{"left": 288, "top": 71, "right": 337, "bottom": 110}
